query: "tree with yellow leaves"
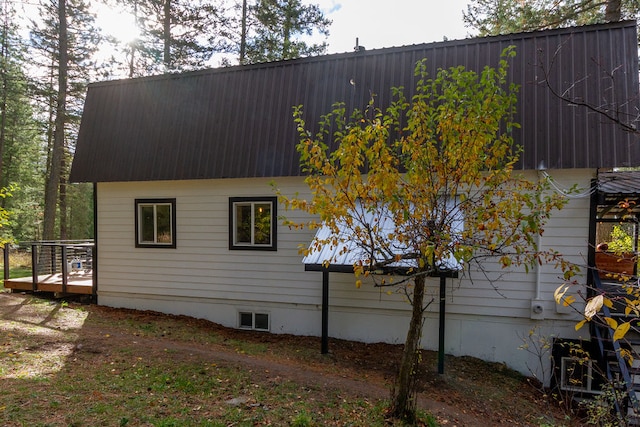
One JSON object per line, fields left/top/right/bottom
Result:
{"left": 277, "top": 47, "right": 575, "bottom": 422}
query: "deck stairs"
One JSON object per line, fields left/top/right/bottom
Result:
{"left": 593, "top": 270, "right": 640, "bottom": 425}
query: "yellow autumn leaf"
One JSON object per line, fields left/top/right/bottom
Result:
{"left": 562, "top": 295, "right": 576, "bottom": 307}
{"left": 575, "top": 319, "right": 587, "bottom": 331}
{"left": 603, "top": 317, "right": 618, "bottom": 330}
{"left": 554, "top": 285, "right": 568, "bottom": 304}
{"left": 613, "top": 322, "right": 631, "bottom": 342}
{"left": 354, "top": 266, "right": 362, "bottom": 278}
{"left": 603, "top": 297, "right": 613, "bottom": 309}
{"left": 355, "top": 280, "right": 362, "bottom": 289}
{"left": 584, "top": 295, "right": 603, "bottom": 320}
{"left": 620, "top": 348, "right": 634, "bottom": 365}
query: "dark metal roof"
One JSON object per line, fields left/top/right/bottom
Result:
{"left": 597, "top": 171, "right": 640, "bottom": 218}
{"left": 70, "top": 21, "right": 640, "bottom": 183}
{"left": 599, "top": 171, "right": 640, "bottom": 195}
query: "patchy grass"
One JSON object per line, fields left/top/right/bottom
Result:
{"left": 1, "top": 356, "right": 425, "bottom": 426}
{"left": 0, "top": 294, "right": 577, "bottom": 426}
{"left": 0, "top": 250, "right": 33, "bottom": 282}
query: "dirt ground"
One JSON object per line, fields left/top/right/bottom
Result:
{"left": 0, "top": 292, "right": 578, "bottom": 426}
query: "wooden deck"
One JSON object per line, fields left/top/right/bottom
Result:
{"left": 4, "top": 271, "right": 94, "bottom": 295}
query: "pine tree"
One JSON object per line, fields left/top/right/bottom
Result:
{"left": 464, "top": 0, "right": 637, "bottom": 36}
{"left": 242, "top": 0, "right": 330, "bottom": 64}
{"left": 0, "top": 0, "right": 45, "bottom": 241}
{"left": 110, "top": 0, "right": 230, "bottom": 76}
{"left": 29, "top": 0, "right": 101, "bottom": 240}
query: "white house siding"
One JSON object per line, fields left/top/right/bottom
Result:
{"left": 97, "top": 177, "right": 324, "bottom": 336}
{"left": 97, "top": 169, "right": 592, "bottom": 379}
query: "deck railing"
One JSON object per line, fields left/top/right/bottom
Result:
{"left": 3, "top": 240, "right": 95, "bottom": 295}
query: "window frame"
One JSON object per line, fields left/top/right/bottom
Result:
{"left": 229, "top": 196, "right": 277, "bottom": 251}
{"left": 135, "top": 198, "right": 177, "bottom": 249}
{"left": 559, "top": 356, "right": 595, "bottom": 392}
{"left": 238, "top": 311, "right": 270, "bottom": 331}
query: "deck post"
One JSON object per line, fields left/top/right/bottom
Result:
{"left": 61, "top": 245, "right": 68, "bottom": 293}
{"left": 92, "top": 182, "right": 98, "bottom": 301}
{"left": 321, "top": 268, "right": 329, "bottom": 354}
{"left": 50, "top": 244, "right": 56, "bottom": 273}
{"left": 3, "top": 243, "right": 9, "bottom": 281}
{"left": 31, "top": 244, "right": 38, "bottom": 291}
{"left": 438, "top": 273, "right": 446, "bottom": 375}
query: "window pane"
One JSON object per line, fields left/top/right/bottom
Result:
{"left": 235, "top": 204, "right": 252, "bottom": 244}
{"left": 136, "top": 199, "right": 176, "bottom": 248}
{"left": 561, "top": 357, "right": 591, "bottom": 391}
{"left": 140, "top": 205, "right": 155, "bottom": 243}
{"left": 254, "top": 313, "right": 269, "bottom": 330}
{"left": 596, "top": 221, "right": 636, "bottom": 252}
{"left": 229, "top": 197, "right": 276, "bottom": 251}
{"left": 156, "top": 204, "right": 172, "bottom": 244}
{"left": 239, "top": 312, "right": 252, "bottom": 328}
{"left": 254, "top": 203, "right": 271, "bottom": 245}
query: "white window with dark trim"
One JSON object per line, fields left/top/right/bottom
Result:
{"left": 239, "top": 311, "right": 270, "bottom": 331}
{"left": 560, "top": 357, "right": 595, "bottom": 392}
{"left": 135, "top": 198, "right": 176, "bottom": 248}
{"left": 229, "top": 197, "right": 277, "bottom": 250}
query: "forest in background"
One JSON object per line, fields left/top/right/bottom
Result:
{"left": 0, "top": 0, "right": 636, "bottom": 245}
{"left": 0, "top": 0, "right": 330, "bottom": 244}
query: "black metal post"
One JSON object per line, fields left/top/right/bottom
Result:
{"left": 61, "top": 245, "right": 68, "bottom": 292}
{"left": 92, "top": 182, "right": 98, "bottom": 301}
{"left": 321, "top": 269, "right": 329, "bottom": 354}
{"left": 50, "top": 244, "right": 56, "bottom": 274}
{"left": 3, "top": 243, "right": 9, "bottom": 281}
{"left": 438, "top": 273, "right": 446, "bottom": 374}
{"left": 587, "top": 178, "right": 598, "bottom": 292}
{"left": 31, "top": 244, "right": 38, "bottom": 291}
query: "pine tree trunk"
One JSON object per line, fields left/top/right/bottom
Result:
{"left": 128, "top": 0, "right": 138, "bottom": 78}
{"left": 282, "top": 2, "right": 291, "bottom": 59}
{"left": 0, "top": 14, "right": 8, "bottom": 186}
{"left": 59, "top": 159, "right": 67, "bottom": 240}
{"left": 163, "top": 0, "right": 171, "bottom": 70}
{"left": 42, "top": 0, "right": 68, "bottom": 241}
{"left": 605, "top": 0, "right": 622, "bottom": 22}
{"left": 239, "top": 0, "right": 247, "bottom": 64}
{"left": 389, "top": 273, "right": 426, "bottom": 422}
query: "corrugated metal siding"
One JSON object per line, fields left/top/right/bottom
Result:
{"left": 70, "top": 21, "right": 640, "bottom": 183}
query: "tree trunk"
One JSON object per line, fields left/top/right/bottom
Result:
{"left": 42, "top": 0, "right": 67, "bottom": 241}
{"left": 239, "top": 0, "right": 247, "bottom": 64}
{"left": 605, "top": 0, "right": 622, "bottom": 22}
{"left": 163, "top": 0, "right": 171, "bottom": 70}
{"left": 59, "top": 157, "right": 67, "bottom": 240}
{"left": 0, "top": 12, "right": 9, "bottom": 185}
{"left": 128, "top": 0, "right": 138, "bottom": 78}
{"left": 389, "top": 273, "right": 426, "bottom": 422}
{"left": 0, "top": 59, "right": 7, "bottom": 187}
{"left": 282, "top": 2, "right": 291, "bottom": 59}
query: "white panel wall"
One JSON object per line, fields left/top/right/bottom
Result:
{"left": 97, "top": 169, "right": 593, "bottom": 379}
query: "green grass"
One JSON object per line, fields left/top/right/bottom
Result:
{"left": 0, "top": 250, "right": 34, "bottom": 282}
{"left": 0, "top": 295, "right": 577, "bottom": 426}
{"left": 0, "top": 265, "right": 32, "bottom": 289}
{"left": 0, "top": 297, "right": 436, "bottom": 427}
{"left": 1, "top": 356, "right": 405, "bottom": 426}
{"left": 8, "top": 266, "right": 32, "bottom": 278}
